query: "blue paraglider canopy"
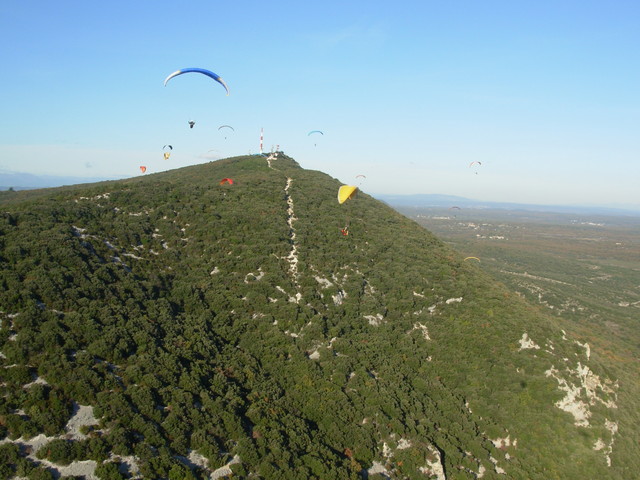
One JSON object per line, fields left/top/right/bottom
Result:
{"left": 164, "top": 68, "right": 230, "bottom": 95}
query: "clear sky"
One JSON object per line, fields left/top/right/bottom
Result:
{"left": 1, "top": 1, "right": 639, "bottom": 208}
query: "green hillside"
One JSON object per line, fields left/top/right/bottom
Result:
{"left": 0, "top": 155, "right": 635, "bottom": 479}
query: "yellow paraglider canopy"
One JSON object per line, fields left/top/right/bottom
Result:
{"left": 338, "top": 185, "right": 358, "bottom": 204}
{"left": 464, "top": 256, "right": 481, "bottom": 262}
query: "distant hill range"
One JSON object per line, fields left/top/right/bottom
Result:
{"left": 0, "top": 171, "right": 125, "bottom": 191}
{"left": 374, "top": 193, "right": 640, "bottom": 216}
{"left": 0, "top": 155, "right": 636, "bottom": 479}
{"left": 4, "top": 171, "right": 638, "bottom": 216}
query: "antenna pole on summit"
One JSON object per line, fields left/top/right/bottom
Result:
{"left": 260, "top": 128, "right": 263, "bottom": 154}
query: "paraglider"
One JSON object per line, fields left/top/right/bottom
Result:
{"left": 139, "top": 166, "right": 147, "bottom": 173}
{"left": 338, "top": 185, "right": 358, "bottom": 236}
{"left": 219, "top": 178, "right": 234, "bottom": 185}
{"left": 469, "top": 161, "right": 482, "bottom": 174}
{"left": 308, "top": 130, "right": 323, "bottom": 147}
{"left": 164, "top": 68, "right": 230, "bottom": 96}
{"left": 355, "top": 174, "right": 366, "bottom": 187}
{"left": 218, "top": 125, "right": 234, "bottom": 139}
{"left": 464, "top": 256, "right": 481, "bottom": 262}
{"left": 163, "top": 145, "right": 172, "bottom": 160}
{"left": 338, "top": 185, "right": 358, "bottom": 204}
{"left": 188, "top": 120, "right": 196, "bottom": 129}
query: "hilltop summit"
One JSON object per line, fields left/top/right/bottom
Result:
{"left": 0, "top": 155, "right": 634, "bottom": 479}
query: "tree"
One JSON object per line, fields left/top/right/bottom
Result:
{"left": 36, "top": 439, "right": 74, "bottom": 465}
{"left": 95, "top": 462, "right": 125, "bottom": 480}
{"left": 28, "top": 467, "right": 55, "bottom": 480}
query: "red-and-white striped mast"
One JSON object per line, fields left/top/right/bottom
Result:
{"left": 260, "top": 128, "right": 264, "bottom": 154}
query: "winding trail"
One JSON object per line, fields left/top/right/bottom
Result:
{"left": 284, "top": 177, "right": 300, "bottom": 287}
{"left": 265, "top": 151, "right": 277, "bottom": 170}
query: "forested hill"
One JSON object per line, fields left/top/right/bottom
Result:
{"left": 0, "top": 154, "right": 635, "bottom": 479}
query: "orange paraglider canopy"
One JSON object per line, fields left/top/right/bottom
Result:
{"left": 219, "top": 178, "right": 234, "bottom": 185}
{"left": 140, "top": 166, "right": 147, "bottom": 173}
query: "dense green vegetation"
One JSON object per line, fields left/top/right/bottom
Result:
{"left": 0, "top": 155, "right": 635, "bottom": 478}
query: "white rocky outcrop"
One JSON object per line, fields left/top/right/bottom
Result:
{"left": 419, "top": 445, "right": 446, "bottom": 480}
{"left": 364, "top": 314, "right": 384, "bottom": 326}
{"left": 410, "top": 322, "right": 431, "bottom": 340}
{"left": 332, "top": 290, "right": 347, "bottom": 306}
{"left": 545, "top": 363, "right": 618, "bottom": 427}
{"left": 367, "top": 461, "right": 390, "bottom": 477}
{"left": 593, "top": 419, "right": 618, "bottom": 467}
{"left": 490, "top": 435, "right": 517, "bottom": 449}
{"left": 574, "top": 339, "right": 591, "bottom": 360}
{"left": 314, "top": 276, "right": 333, "bottom": 289}
{"left": 66, "top": 404, "right": 98, "bottom": 440}
{"left": 518, "top": 333, "right": 540, "bottom": 350}
{"left": 244, "top": 267, "right": 265, "bottom": 283}
{"left": 211, "top": 455, "right": 241, "bottom": 479}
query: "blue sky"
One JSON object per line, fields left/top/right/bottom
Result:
{"left": 1, "top": 1, "right": 639, "bottom": 208}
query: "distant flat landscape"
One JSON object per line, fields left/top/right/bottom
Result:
{"left": 374, "top": 193, "right": 640, "bottom": 217}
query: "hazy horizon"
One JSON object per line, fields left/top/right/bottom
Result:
{"left": 2, "top": 166, "right": 639, "bottom": 215}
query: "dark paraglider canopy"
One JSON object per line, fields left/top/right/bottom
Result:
{"left": 218, "top": 125, "right": 234, "bottom": 139}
